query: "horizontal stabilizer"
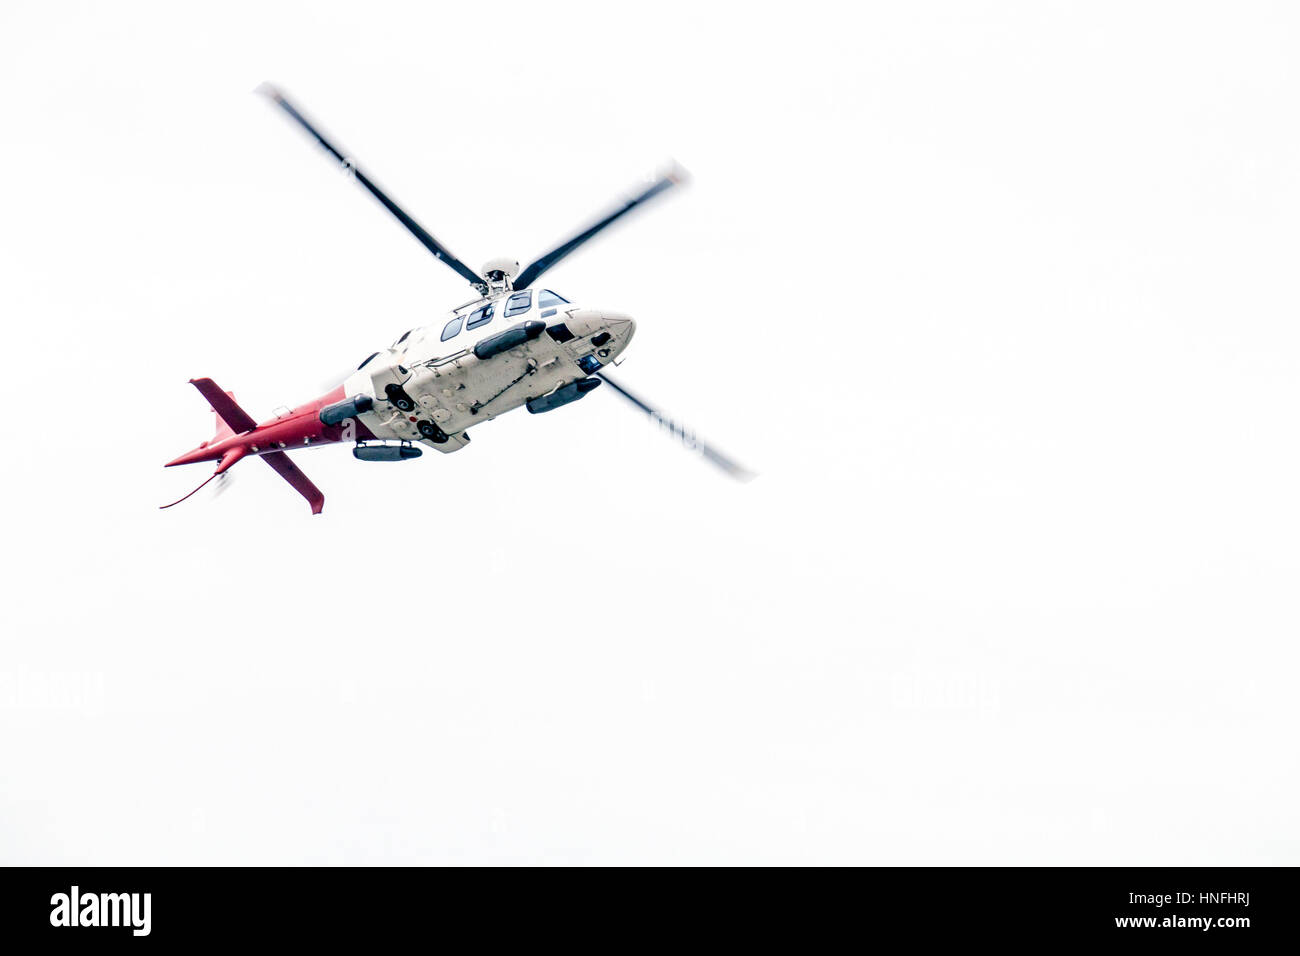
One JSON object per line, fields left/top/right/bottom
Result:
{"left": 261, "top": 450, "right": 325, "bottom": 515}
{"left": 190, "top": 378, "right": 257, "bottom": 435}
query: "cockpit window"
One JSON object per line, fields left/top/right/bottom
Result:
{"left": 440, "top": 316, "right": 463, "bottom": 342}
{"left": 465, "top": 303, "right": 494, "bottom": 330}
{"left": 538, "top": 290, "right": 569, "bottom": 309}
{"left": 504, "top": 291, "right": 532, "bottom": 318}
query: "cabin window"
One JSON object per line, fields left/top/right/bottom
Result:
{"left": 538, "top": 290, "right": 569, "bottom": 309}
{"left": 440, "top": 316, "right": 463, "bottom": 342}
{"left": 465, "top": 303, "right": 494, "bottom": 330}
{"left": 504, "top": 291, "right": 532, "bottom": 317}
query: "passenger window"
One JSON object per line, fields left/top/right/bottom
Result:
{"left": 504, "top": 291, "right": 532, "bottom": 318}
{"left": 466, "top": 303, "right": 494, "bottom": 330}
{"left": 538, "top": 290, "right": 569, "bottom": 309}
{"left": 440, "top": 316, "right": 463, "bottom": 342}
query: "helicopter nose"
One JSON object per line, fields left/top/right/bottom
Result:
{"left": 602, "top": 311, "right": 635, "bottom": 342}
{"left": 563, "top": 310, "right": 604, "bottom": 339}
{"left": 563, "top": 310, "right": 636, "bottom": 352}
{"left": 602, "top": 311, "right": 634, "bottom": 331}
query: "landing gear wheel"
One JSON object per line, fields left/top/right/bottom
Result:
{"left": 416, "top": 419, "right": 449, "bottom": 444}
{"left": 385, "top": 383, "right": 416, "bottom": 412}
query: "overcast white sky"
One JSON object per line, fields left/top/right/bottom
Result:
{"left": 2, "top": 1, "right": 1298, "bottom": 865}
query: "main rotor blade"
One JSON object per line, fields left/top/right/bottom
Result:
{"left": 514, "top": 166, "right": 687, "bottom": 291}
{"left": 596, "top": 372, "right": 754, "bottom": 482}
{"left": 257, "top": 83, "right": 486, "bottom": 292}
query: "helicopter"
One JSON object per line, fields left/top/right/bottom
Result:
{"left": 162, "top": 84, "right": 753, "bottom": 515}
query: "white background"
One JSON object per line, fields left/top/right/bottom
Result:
{"left": 2, "top": 1, "right": 1297, "bottom": 864}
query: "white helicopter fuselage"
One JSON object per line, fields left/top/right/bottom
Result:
{"left": 340, "top": 287, "right": 635, "bottom": 452}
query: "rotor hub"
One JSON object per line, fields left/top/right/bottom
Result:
{"left": 479, "top": 257, "right": 519, "bottom": 294}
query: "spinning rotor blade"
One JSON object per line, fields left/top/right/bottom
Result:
{"left": 257, "top": 83, "right": 486, "bottom": 291}
{"left": 596, "top": 372, "right": 754, "bottom": 482}
{"left": 514, "top": 166, "right": 687, "bottom": 291}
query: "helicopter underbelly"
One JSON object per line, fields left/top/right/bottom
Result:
{"left": 343, "top": 310, "right": 634, "bottom": 451}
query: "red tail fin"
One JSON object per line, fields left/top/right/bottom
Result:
{"left": 209, "top": 393, "right": 240, "bottom": 444}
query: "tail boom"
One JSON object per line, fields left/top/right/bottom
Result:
{"left": 164, "top": 378, "right": 364, "bottom": 514}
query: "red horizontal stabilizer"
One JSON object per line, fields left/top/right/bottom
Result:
{"left": 261, "top": 450, "right": 325, "bottom": 515}
{"left": 190, "top": 378, "right": 257, "bottom": 435}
